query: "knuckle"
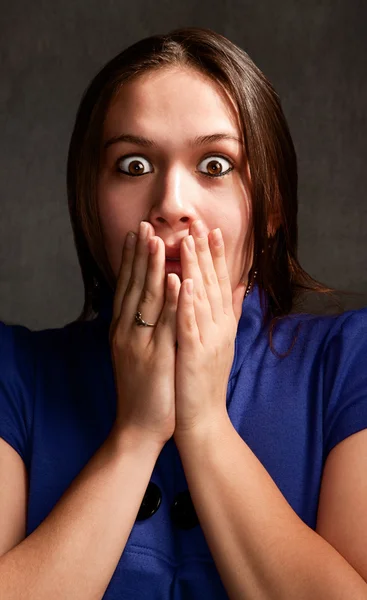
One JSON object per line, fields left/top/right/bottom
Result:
{"left": 141, "top": 286, "right": 157, "bottom": 305}
{"left": 196, "top": 283, "right": 208, "bottom": 301}
{"left": 110, "top": 327, "right": 125, "bottom": 351}
{"left": 128, "top": 273, "right": 142, "bottom": 291}
{"left": 217, "top": 271, "right": 229, "bottom": 283}
{"left": 203, "top": 269, "right": 217, "bottom": 287}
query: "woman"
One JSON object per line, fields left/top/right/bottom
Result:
{"left": 0, "top": 27, "right": 366, "bottom": 599}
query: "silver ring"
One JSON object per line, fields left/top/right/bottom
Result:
{"left": 134, "top": 270, "right": 257, "bottom": 327}
{"left": 134, "top": 311, "right": 156, "bottom": 327}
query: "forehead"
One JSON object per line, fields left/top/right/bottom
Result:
{"left": 103, "top": 67, "right": 242, "bottom": 139}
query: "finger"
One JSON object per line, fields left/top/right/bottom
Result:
{"left": 113, "top": 221, "right": 156, "bottom": 341}
{"left": 176, "top": 277, "right": 198, "bottom": 350}
{"left": 208, "top": 228, "right": 233, "bottom": 317}
{"left": 154, "top": 272, "right": 181, "bottom": 349}
{"left": 112, "top": 230, "right": 137, "bottom": 326}
{"left": 134, "top": 235, "right": 166, "bottom": 335}
{"left": 190, "top": 222, "right": 224, "bottom": 323}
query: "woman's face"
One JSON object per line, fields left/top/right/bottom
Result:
{"left": 97, "top": 67, "right": 253, "bottom": 291}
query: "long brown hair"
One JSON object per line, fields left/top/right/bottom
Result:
{"left": 67, "top": 26, "right": 356, "bottom": 355}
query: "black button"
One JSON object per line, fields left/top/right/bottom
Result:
{"left": 170, "top": 490, "right": 199, "bottom": 529}
{"left": 136, "top": 482, "right": 162, "bottom": 521}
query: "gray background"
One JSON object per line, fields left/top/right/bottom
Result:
{"left": 1, "top": 1, "right": 366, "bottom": 330}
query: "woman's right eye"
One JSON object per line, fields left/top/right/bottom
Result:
{"left": 116, "top": 155, "right": 153, "bottom": 177}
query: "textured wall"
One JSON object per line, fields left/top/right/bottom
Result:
{"left": 1, "top": 1, "right": 366, "bottom": 329}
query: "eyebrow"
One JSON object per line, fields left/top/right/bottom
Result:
{"left": 103, "top": 132, "right": 243, "bottom": 150}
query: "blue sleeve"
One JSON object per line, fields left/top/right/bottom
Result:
{"left": 323, "top": 307, "right": 367, "bottom": 458}
{"left": 0, "top": 321, "right": 35, "bottom": 470}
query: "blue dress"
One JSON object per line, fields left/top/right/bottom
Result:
{"left": 0, "top": 283, "right": 366, "bottom": 599}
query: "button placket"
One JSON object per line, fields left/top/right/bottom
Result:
{"left": 170, "top": 489, "right": 199, "bottom": 530}
{"left": 136, "top": 482, "right": 199, "bottom": 529}
{"left": 136, "top": 482, "right": 162, "bottom": 521}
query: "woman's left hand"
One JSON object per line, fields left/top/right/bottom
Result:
{"left": 173, "top": 219, "right": 247, "bottom": 443}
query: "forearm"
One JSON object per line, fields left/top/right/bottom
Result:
{"left": 0, "top": 426, "right": 163, "bottom": 600}
{"left": 176, "top": 417, "right": 367, "bottom": 600}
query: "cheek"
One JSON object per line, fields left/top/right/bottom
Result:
{"left": 221, "top": 224, "right": 251, "bottom": 286}
{"left": 223, "top": 232, "right": 246, "bottom": 268}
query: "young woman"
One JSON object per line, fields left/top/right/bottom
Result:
{"left": 0, "top": 27, "right": 366, "bottom": 600}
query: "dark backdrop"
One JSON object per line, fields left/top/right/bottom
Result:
{"left": 1, "top": 1, "right": 366, "bottom": 329}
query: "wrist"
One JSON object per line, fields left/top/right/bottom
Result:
{"left": 109, "top": 423, "right": 167, "bottom": 456}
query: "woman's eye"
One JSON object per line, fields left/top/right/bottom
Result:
{"left": 197, "top": 156, "right": 234, "bottom": 178}
{"left": 115, "top": 154, "right": 234, "bottom": 178}
{"left": 116, "top": 156, "right": 153, "bottom": 177}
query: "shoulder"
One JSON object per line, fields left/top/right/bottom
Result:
{"left": 279, "top": 306, "right": 367, "bottom": 457}
{"left": 0, "top": 320, "right": 35, "bottom": 375}
{"left": 280, "top": 305, "right": 367, "bottom": 351}
{"left": 317, "top": 307, "right": 367, "bottom": 456}
{"left": 318, "top": 306, "right": 367, "bottom": 364}
{"left": 0, "top": 316, "right": 97, "bottom": 376}
{"left": 337, "top": 305, "right": 367, "bottom": 338}
{"left": 260, "top": 306, "right": 367, "bottom": 378}
{"left": 0, "top": 320, "right": 37, "bottom": 468}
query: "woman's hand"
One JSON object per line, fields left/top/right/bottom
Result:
{"left": 109, "top": 221, "right": 180, "bottom": 449}
{"left": 173, "top": 220, "right": 246, "bottom": 442}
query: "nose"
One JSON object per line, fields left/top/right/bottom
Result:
{"left": 147, "top": 166, "right": 198, "bottom": 233}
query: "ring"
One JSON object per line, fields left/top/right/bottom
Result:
{"left": 134, "top": 311, "right": 156, "bottom": 327}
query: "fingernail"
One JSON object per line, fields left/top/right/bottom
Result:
{"left": 139, "top": 221, "right": 149, "bottom": 239}
{"left": 213, "top": 228, "right": 222, "bottom": 246}
{"left": 193, "top": 220, "right": 205, "bottom": 237}
{"left": 126, "top": 232, "right": 136, "bottom": 248}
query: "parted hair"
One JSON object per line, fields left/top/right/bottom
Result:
{"left": 67, "top": 26, "right": 349, "bottom": 356}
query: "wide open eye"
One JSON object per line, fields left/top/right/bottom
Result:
{"left": 116, "top": 155, "right": 153, "bottom": 177}
{"left": 116, "top": 154, "right": 234, "bottom": 178}
{"left": 197, "top": 155, "right": 234, "bottom": 178}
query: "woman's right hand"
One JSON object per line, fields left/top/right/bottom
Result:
{"left": 108, "top": 221, "right": 180, "bottom": 449}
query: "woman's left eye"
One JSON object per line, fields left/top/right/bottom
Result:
{"left": 115, "top": 154, "right": 234, "bottom": 179}
{"left": 197, "top": 156, "right": 234, "bottom": 178}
